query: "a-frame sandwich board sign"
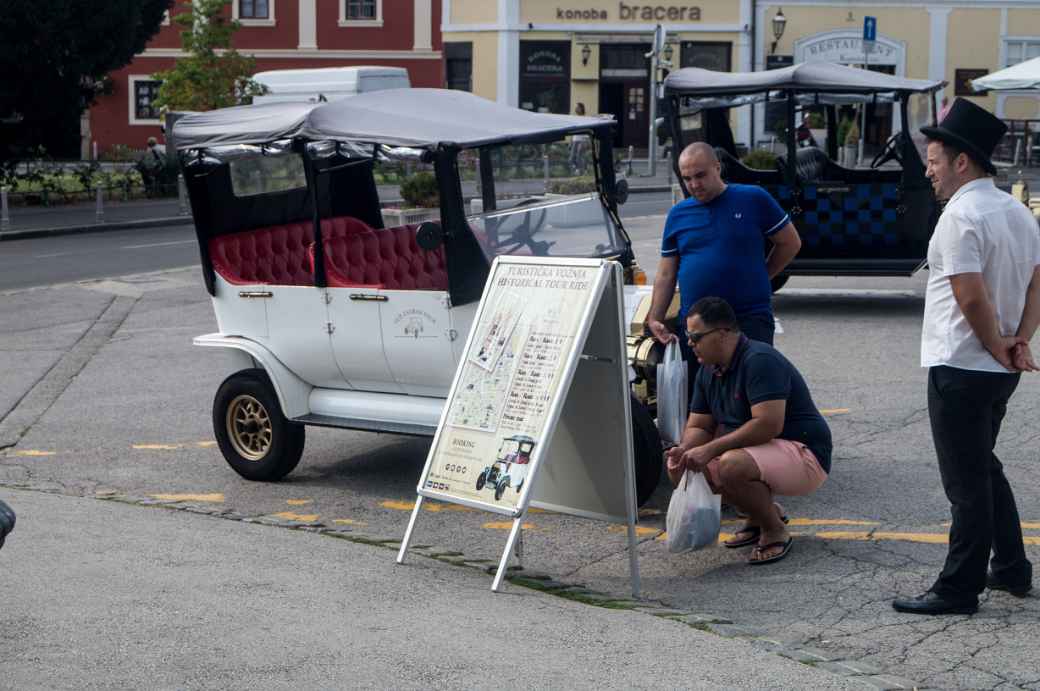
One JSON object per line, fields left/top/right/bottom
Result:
{"left": 396, "top": 256, "right": 641, "bottom": 596}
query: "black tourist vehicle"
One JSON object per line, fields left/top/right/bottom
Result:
{"left": 662, "top": 61, "right": 946, "bottom": 289}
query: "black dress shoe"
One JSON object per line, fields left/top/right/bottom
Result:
{"left": 892, "top": 591, "right": 977, "bottom": 615}
{"left": 987, "top": 572, "right": 1032, "bottom": 597}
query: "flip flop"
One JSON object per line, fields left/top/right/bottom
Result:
{"left": 748, "top": 537, "right": 793, "bottom": 565}
{"left": 724, "top": 513, "right": 789, "bottom": 549}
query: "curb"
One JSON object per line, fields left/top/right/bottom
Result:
{"left": 0, "top": 216, "right": 193, "bottom": 242}
{"left": 0, "top": 185, "right": 671, "bottom": 242}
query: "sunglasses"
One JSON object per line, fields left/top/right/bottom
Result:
{"left": 686, "top": 327, "right": 728, "bottom": 345}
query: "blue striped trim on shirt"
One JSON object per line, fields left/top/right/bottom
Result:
{"left": 764, "top": 213, "right": 790, "bottom": 237}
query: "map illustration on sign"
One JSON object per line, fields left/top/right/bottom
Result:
{"left": 426, "top": 261, "right": 601, "bottom": 509}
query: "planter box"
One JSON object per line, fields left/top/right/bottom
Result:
{"left": 381, "top": 207, "right": 440, "bottom": 227}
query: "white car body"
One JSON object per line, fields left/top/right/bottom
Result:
{"left": 195, "top": 274, "right": 651, "bottom": 435}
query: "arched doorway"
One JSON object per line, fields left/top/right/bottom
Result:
{"left": 792, "top": 30, "right": 907, "bottom": 155}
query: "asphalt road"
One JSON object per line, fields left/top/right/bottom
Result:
{"left": 2, "top": 211, "right": 1039, "bottom": 689}
{"left": 0, "top": 192, "right": 672, "bottom": 292}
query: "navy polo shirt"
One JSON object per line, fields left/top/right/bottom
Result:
{"left": 662, "top": 184, "right": 789, "bottom": 321}
{"left": 691, "top": 339, "right": 832, "bottom": 472}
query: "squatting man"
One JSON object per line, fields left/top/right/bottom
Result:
{"left": 665, "top": 296, "right": 832, "bottom": 566}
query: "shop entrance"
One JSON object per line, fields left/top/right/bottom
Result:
{"left": 598, "top": 43, "right": 651, "bottom": 151}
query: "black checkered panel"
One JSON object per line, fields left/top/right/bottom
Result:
{"left": 764, "top": 183, "right": 912, "bottom": 260}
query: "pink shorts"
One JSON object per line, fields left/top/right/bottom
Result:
{"left": 705, "top": 439, "right": 827, "bottom": 496}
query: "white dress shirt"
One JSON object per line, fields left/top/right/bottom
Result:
{"left": 921, "top": 177, "right": 1040, "bottom": 372}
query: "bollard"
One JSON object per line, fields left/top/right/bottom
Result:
{"left": 474, "top": 156, "right": 481, "bottom": 197}
{"left": 1, "top": 186, "right": 9, "bottom": 232}
{"left": 178, "top": 174, "right": 189, "bottom": 215}
{"left": 626, "top": 145, "right": 635, "bottom": 177}
{"left": 95, "top": 186, "right": 104, "bottom": 224}
{"left": 543, "top": 149, "right": 550, "bottom": 193}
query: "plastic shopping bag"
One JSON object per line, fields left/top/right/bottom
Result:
{"left": 656, "top": 340, "right": 688, "bottom": 446}
{"left": 666, "top": 470, "right": 721, "bottom": 553}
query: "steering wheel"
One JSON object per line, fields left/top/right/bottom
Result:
{"left": 496, "top": 198, "right": 553, "bottom": 255}
{"left": 870, "top": 133, "right": 904, "bottom": 169}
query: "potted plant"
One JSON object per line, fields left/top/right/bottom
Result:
{"left": 382, "top": 170, "right": 441, "bottom": 227}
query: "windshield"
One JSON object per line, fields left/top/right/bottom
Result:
{"left": 907, "top": 92, "right": 936, "bottom": 163}
{"left": 467, "top": 193, "right": 625, "bottom": 261}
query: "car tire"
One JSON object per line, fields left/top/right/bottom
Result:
{"left": 213, "top": 369, "right": 305, "bottom": 482}
{"left": 631, "top": 394, "right": 663, "bottom": 507}
{"left": 770, "top": 274, "right": 790, "bottom": 293}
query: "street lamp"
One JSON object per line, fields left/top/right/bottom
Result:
{"left": 581, "top": 43, "right": 591, "bottom": 66}
{"left": 771, "top": 8, "right": 787, "bottom": 55}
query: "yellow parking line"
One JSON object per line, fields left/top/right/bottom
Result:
{"left": 483, "top": 521, "right": 537, "bottom": 530}
{"left": 788, "top": 518, "right": 880, "bottom": 526}
{"left": 332, "top": 518, "right": 367, "bottom": 526}
{"left": 271, "top": 511, "right": 319, "bottom": 522}
{"left": 195, "top": 441, "right": 217, "bottom": 448}
{"left": 720, "top": 518, "right": 880, "bottom": 527}
{"left": 286, "top": 499, "right": 312, "bottom": 506}
{"left": 13, "top": 449, "right": 55, "bottom": 457}
{"left": 133, "top": 444, "right": 182, "bottom": 450}
{"left": 150, "top": 493, "right": 224, "bottom": 502}
{"left": 607, "top": 525, "right": 661, "bottom": 537}
{"left": 820, "top": 408, "right": 850, "bottom": 416}
{"left": 1022, "top": 522, "right": 1040, "bottom": 530}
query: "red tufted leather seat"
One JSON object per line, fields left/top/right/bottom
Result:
{"left": 209, "top": 222, "right": 315, "bottom": 286}
{"left": 320, "top": 217, "right": 448, "bottom": 291}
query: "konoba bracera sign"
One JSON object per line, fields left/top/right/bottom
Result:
{"left": 555, "top": 3, "right": 702, "bottom": 21}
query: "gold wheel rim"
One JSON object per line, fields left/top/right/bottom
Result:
{"left": 226, "top": 394, "right": 272, "bottom": 461}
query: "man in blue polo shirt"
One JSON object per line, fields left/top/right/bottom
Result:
{"left": 648, "top": 142, "right": 801, "bottom": 351}
{"left": 666, "top": 296, "right": 832, "bottom": 565}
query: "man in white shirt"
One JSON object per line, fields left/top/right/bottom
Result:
{"left": 893, "top": 98, "right": 1040, "bottom": 615}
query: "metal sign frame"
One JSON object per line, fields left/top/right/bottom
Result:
{"left": 396, "top": 256, "right": 640, "bottom": 595}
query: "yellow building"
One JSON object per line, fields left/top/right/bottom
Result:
{"left": 442, "top": 0, "right": 1040, "bottom": 148}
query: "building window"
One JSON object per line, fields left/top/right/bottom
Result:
{"left": 445, "top": 43, "right": 473, "bottom": 92}
{"left": 239, "top": 0, "right": 269, "bottom": 19}
{"left": 519, "top": 41, "right": 571, "bottom": 114}
{"left": 1005, "top": 39, "right": 1040, "bottom": 67}
{"left": 340, "top": 0, "right": 382, "bottom": 26}
{"left": 131, "top": 78, "right": 162, "bottom": 124}
{"left": 680, "top": 42, "right": 731, "bottom": 72}
{"left": 233, "top": 0, "right": 275, "bottom": 25}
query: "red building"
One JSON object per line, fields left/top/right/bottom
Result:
{"left": 86, "top": 0, "right": 442, "bottom": 157}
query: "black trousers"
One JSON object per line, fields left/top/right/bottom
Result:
{"left": 928, "top": 365, "right": 1032, "bottom": 599}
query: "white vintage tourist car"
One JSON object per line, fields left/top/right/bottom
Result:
{"left": 173, "top": 89, "right": 667, "bottom": 505}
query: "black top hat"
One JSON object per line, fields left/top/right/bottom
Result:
{"left": 920, "top": 98, "right": 1006, "bottom": 175}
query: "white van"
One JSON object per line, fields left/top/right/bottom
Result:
{"left": 251, "top": 66, "right": 410, "bottom": 105}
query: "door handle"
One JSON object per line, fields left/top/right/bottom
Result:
{"left": 238, "top": 291, "right": 273, "bottom": 299}
{"left": 349, "top": 293, "right": 388, "bottom": 302}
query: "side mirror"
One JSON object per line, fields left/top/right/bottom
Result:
{"left": 614, "top": 178, "right": 630, "bottom": 205}
{"left": 416, "top": 221, "right": 444, "bottom": 251}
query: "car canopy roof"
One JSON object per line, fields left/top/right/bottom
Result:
{"left": 173, "top": 88, "right": 611, "bottom": 151}
{"left": 664, "top": 60, "right": 943, "bottom": 98}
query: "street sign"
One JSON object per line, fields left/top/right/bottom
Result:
{"left": 863, "top": 16, "right": 877, "bottom": 53}
{"left": 863, "top": 16, "right": 877, "bottom": 41}
{"left": 397, "top": 256, "right": 641, "bottom": 596}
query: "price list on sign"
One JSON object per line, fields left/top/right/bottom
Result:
{"left": 502, "top": 331, "right": 566, "bottom": 434}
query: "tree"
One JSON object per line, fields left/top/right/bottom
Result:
{"left": 0, "top": 0, "right": 172, "bottom": 160}
{"left": 152, "top": 0, "right": 266, "bottom": 113}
